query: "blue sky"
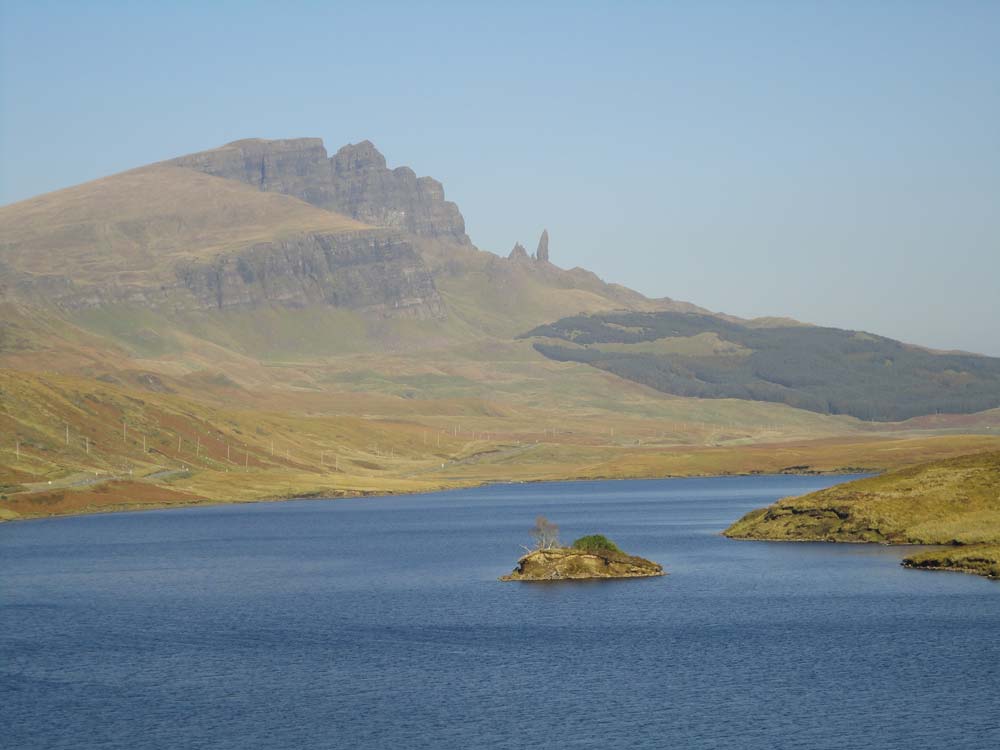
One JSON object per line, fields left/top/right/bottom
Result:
{"left": 2, "top": 1, "right": 998, "bottom": 354}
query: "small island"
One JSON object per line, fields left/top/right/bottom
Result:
{"left": 501, "top": 519, "right": 664, "bottom": 581}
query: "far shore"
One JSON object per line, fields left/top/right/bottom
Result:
{"left": 0, "top": 467, "right": 871, "bottom": 525}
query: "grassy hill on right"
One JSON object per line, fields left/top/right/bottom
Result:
{"left": 724, "top": 451, "right": 1000, "bottom": 578}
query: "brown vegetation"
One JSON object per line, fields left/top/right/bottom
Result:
{"left": 500, "top": 547, "right": 664, "bottom": 581}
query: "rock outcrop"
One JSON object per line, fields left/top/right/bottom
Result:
{"left": 169, "top": 138, "right": 470, "bottom": 243}
{"left": 172, "top": 230, "right": 444, "bottom": 318}
{"left": 505, "top": 230, "right": 550, "bottom": 264}
{"left": 508, "top": 242, "right": 529, "bottom": 261}
{"left": 5, "top": 229, "right": 443, "bottom": 319}
{"left": 0, "top": 161, "right": 445, "bottom": 319}
{"left": 902, "top": 544, "right": 1000, "bottom": 579}
{"left": 535, "top": 229, "right": 550, "bottom": 263}
{"left": 500, "top": 547, "right": 664, "bottom": 581}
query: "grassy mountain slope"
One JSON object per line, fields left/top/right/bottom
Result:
{"left": 0, "top": 366, "right": 473, "bottom": 519}
{"left": 421, "top": 237, "right": 697, "bottom": 339}
{"left": 5, "top": 365, "right": 998, "bottom": 521}
{"left": 3, "top": 138, "right": 999, "bottom": 521}
{"left": 0, "top": 165, "right": 367, "bottom": 282}
{"left": 525, "top": 311, "right": 1000, "bottom": 420}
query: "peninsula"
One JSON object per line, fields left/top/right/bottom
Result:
{"left": 724, "top": 451, "right": 1000, "bottom": 579}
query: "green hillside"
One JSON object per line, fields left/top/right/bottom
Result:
{"left": 524, "top": 311, "right": 1000, "bottom": 420}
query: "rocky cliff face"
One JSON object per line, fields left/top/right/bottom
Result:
{"left": 169, "top": 138, "right": 470, "bottom": 243}
{"left": 173, "top": 230, "right": 444, "bottom": 318}
{"left": 3, "top": 230, "right": 444, "bottom": 319}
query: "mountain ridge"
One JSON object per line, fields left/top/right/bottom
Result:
{"left": 0, "top": 163, "right": 446, "bottom": 319}
{"left": 3, "top": 136, "right": 999, "bottom": 521}
{"left": 167, "top": 137, "right": 470, "bottom": 243}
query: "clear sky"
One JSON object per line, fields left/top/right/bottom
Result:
{"left": 2, "top": 1, "right": 998, "bottom": 355}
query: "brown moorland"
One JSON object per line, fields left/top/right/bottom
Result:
{"left": 4, "top": 138, "right": 1000, "bottom": 524}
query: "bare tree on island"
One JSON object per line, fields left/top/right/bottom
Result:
{"left": 530, "top": 515, "right": 560, "bottom": 550}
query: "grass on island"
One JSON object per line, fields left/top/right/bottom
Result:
{"left": 572, "top": 534, "right": 623, "bottom": 554}
{"left": 502, "top": 532, "right": 663, "bottom": 581}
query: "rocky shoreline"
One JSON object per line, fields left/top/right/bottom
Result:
{"left": 724, "top": 451, "right": 1000, "bottom": 580}
{"left": 500, "top": 547, "right": 664, "bottom": 581}
{"left": 902, "top": 545, "right": 1000, "bottom": 580}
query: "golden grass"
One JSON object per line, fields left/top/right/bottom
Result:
{"left": 0, "top": 165, "right": 367, "bottom": 280}
{"left": 4, "top": 364, "right": 998, "bottom": 522}
{"left": 725, "top": 451, "right": 1000, "bottom": 545}
{"left": 903, "top": 544, "right": 1000, "bottom": 579}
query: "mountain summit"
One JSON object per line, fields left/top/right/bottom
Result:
{"left": 168, "top": 138, "right": 469, "bottom": 243}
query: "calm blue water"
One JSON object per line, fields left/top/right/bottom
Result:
{"left": 2, "top": 475, "right": 999, "bottom": 749}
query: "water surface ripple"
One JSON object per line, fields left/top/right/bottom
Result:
{"left": 2, "top": 476, "right": 998, "bottom": 749}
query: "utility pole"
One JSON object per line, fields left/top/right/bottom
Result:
{"left": 178, "top": 435, "right": 181, "bottom": 453}
{"left": 15, "top": 440, "right": 20, "bottom": 461}
{"left": 245, "top": 449, "right": 248, "bottom": 471}
{"left": 123, "top": 421, "right": 127, "bottom": 443}
{"left": 65, "top": 424, "right": 69, "bottom": 446}
{"left": 143, "top": 435, "right": 146, "bottom": 453}
{"left": 85, "top": 436, "right": 90, "bottom": 454}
